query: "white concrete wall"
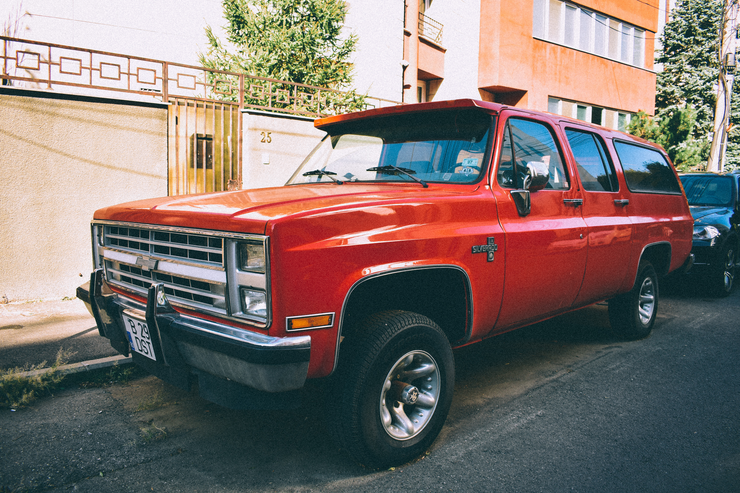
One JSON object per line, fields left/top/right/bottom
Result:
{"left": 241, "top": 111, "right": 326, "bottom": 189}
{"left": 0, "top": 89, "right": 167, "bottom": 301}
{"left": 345, "top": 0, "right": 405, "bottom": 102}
{"left": 2, "top": 0, "right": 226, "bottom": 66}
{"left": 425, "top": 0, "right": 482, "bottom": 101}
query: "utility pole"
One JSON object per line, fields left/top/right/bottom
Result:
{"left": 707, "top": 0, "right": 739, "bottom": 173}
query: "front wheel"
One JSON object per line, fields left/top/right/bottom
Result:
{"left": 711, "top": 243, "right": 736, "bottom": 297}
{"left": 608, "top": 261, "right": 659, "bottom": 340}
{"left": 329, "top": 311, "right": 455, "bottom": 469}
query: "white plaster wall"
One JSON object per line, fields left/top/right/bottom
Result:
{"left": 241, "top": 111, "right": 326, "bottom": 189}
{"left": 345, "top": 0, "right": 405, "bottom": 102}
{"left": 1, "top": 0, "right": 226, "bottom": 66}
{"left": 0, "top": 90, "right": 167, "bottom": 301}
{"left": 426, "top": 0, "right": 482, "bottom": 101}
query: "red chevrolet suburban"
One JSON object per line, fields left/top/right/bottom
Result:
{"left": 78, "top": 99, "right": 693, "bottom": 468}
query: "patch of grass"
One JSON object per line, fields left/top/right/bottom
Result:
{"left": 135, "top": 391, "right": 177, "bottom": 412}
{"left": 140, "top": 422, "right": 168, "bottom": 443}
{"left": 72, "top": 363, "right": 146, "bottom": 388}
{"left": 0, "top": 348, "right": 71, "bottom": 409}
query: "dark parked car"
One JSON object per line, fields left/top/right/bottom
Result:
{"left": 680, "top": 172, "right": 740, "bottom": 296}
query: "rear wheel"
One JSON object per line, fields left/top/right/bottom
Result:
{"left": 608, "top": 261, "right": 658, "bottom": 340}
{"left": 329, "top": 311, "right": 454, "bottom": 469}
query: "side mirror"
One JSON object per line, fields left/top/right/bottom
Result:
{"left": 526, "top": 161, "right": 550, "bottom": 192}
{"left": 511, "top": 162, "right": 550, "bottom": 217}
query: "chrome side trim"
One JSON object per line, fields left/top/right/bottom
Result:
{"left": 333, "top": 264, "right": 474, "bottom": 375}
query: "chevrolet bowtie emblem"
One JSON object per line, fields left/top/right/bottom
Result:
{"left": 135, "top": 256, "right": 158, "bottom": 271}
{"left": 472, "top": 237, "right": 498, "bottom": 262}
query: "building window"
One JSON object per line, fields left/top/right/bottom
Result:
{"left": 549, "top": 97, "right": 634, "bottom": 132}
{"left": 621, "top": 24, "right": 632, "bottom": 63}
{"left": 594, "top": 14, "right": 608, "bottom": 56}
{"left": 579, "top": 10, "right": 593, "bottom": 50}
{"left": 532, "top": 0, "right": 647, "bottom": 69}
{"left": 616, "top": 112, "right": 631, "bottom": 131}
{"left": 417, "top": 81, "right": 428, "bottom": 103}
{"left": 565, "top": 4, "right": 578, "bottom": 47}
{"left": 576, "top": 104, "right": 589, "bottom": 122}
{"left": 591, "top": 107, "right": 604, "bottom": 126}
{"left": 633, "top": 29, "right": 645, "bottom": 67}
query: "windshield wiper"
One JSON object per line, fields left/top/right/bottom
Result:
{"left": 366, "top": 165, "right": 428, "bottom": 188}
{"left": 302, "top": 169, "right": 344, "bottom": 184}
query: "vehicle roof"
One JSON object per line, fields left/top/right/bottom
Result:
{"left": 314, "top": 98, "right": 654, "bottom": 147}
{"left": 314, "top": 99, "right": 502, "bottom": 129}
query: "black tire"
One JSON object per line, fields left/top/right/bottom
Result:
{"left": 710, "top": 242, "right": 736, "bottom": 297}
{"left": 329, "top": 311, "right": 455, "bottom": 469}
{"left": 608, "top": 261, "right": 659, "bottom": 340}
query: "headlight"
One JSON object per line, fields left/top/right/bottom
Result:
{"left": 693, "top": 225, "right": 721, "bottom": 240}
{"left": 241, "top": 288, "right": 267, "bottom": 318}
{"left": 238, "top": 242, "right": 266, "bottom": 273}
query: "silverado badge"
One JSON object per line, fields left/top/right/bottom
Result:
{"left": 472, "top": 237, "right": 498, "bottom": 262}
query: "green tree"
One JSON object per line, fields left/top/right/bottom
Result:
{"left": 628, "top": 107, "right": 708, "bottom": 170}
{"left": 200, "top": 0, "right": 364, "bottom": 114}
{"left": 641, "top": 0, "right": 740, "bottom": 171}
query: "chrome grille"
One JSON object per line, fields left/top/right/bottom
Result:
{"left": 94, "top": 221, "right": 269, "bottom": 326}
{"left": 101, "top": 224, "right": 227, "bottom": 314}
{"left": 105, "top": 225, "right": 223, "bottom": 266}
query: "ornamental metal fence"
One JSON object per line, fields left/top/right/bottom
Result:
{"left": 1, "top": 36, "right": 398, "bottom": 194}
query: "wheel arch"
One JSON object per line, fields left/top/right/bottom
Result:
{"left": 638, "top": 241, "right": 672, "bottom": 278}
{"left": 334, "top": 265, "right": 472, "bottom": 373}
{"left": 719, "top": 232, "right": 740, "bottom": 255}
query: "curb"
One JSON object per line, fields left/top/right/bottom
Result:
{"left": 15, "top": 355, "right": 133, "bottom": 379}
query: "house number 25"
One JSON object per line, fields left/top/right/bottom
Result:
{"left": 260, "top": 131, "right": 272, "bottom": 143}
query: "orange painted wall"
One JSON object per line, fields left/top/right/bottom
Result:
{"left": 478, "top": 0, "right": 658, "bottom": 114}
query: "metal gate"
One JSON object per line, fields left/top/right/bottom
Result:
{"left": 168, "top": 97, "right": 241, "bottom": 195}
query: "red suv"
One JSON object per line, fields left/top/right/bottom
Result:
{"left": 79, "top": 99, "right": 693, "bottom": 468}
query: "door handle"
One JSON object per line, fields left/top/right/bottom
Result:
{"left": 564, "top": 199, "right": 583, "bottom": 206}
{"left": 614, "top": 199, "right": 630, "bottom": 206}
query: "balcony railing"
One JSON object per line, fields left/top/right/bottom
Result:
{"left": 418, "top": 12, "right": 443, "bottom": 45}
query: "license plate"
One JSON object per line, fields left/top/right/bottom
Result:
{"left": 122, "top": 313, "right": 157, "bottom": 361}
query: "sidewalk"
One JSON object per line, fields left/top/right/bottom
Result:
{"left": 0, "top": 298, "right": 129, "bottom": 375}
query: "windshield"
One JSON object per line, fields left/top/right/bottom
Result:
{"left": 681, "top": 175, "right": 735, "bottom": 207}
{"left": 287, "top": 109, "right": 494, "bottom": 186}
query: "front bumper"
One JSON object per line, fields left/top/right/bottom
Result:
{"left": 77, "top": 269, "right": 310, "bottom": 408}
{"left": 690, "top": 242, "right": 721, "bottom": 268}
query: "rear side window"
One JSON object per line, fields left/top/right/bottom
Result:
{"left": 613, "top": 141, "right": 682, "bottom": 194}
{"left": 566, "top": 129, "right": 618, "bottom": 192}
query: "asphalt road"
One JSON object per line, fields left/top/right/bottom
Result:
{"left": 2, "top": 280, "right": 739, "bottom": 492}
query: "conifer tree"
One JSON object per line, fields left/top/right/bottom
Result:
{"left": 635, "top": 0, "right": 740, "bottom": 170}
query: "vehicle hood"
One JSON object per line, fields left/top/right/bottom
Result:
{"left": 93, "top": 184, "right": 475, "bottom": 234}
{"left": 689, "top": 205, "right": 732, "bottom": 226}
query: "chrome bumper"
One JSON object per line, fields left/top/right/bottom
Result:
{"left": 77, "top": 270, "right": 310, "bottom": 405}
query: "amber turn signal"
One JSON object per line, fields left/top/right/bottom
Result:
{"left": 287, "top": 314, "right": 333, "bottom": 331}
